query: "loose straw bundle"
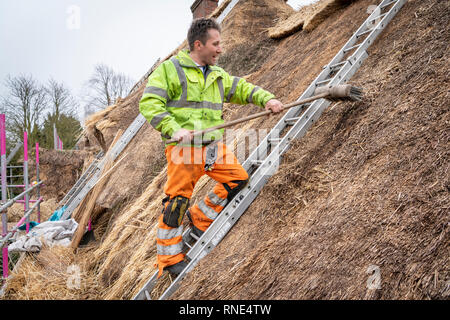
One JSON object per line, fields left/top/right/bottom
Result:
{"left": 268, "top": 0, "right": 359, "bottom": 39}
{"left": 70, "top": 129, "right": 125, "bottom": 250}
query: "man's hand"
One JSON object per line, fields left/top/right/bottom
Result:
{"left": 265, "top": 99, "right": 284, "bottom": 114}
{"left": 172, "top": 128, "right": 194, "bottom": 143}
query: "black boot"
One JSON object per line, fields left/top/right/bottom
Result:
{"left": 164, "top": 260, "right": 188, "bottom": 277}
{"left": 186, "top": 210, "right": 204, "bottom": 238}
{"left": 191, "top": 224, "right": 204, "bottom": 238}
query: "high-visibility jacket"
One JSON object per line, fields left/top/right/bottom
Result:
{"left": 139, "top": 49, "right": 275, "bottom": 145}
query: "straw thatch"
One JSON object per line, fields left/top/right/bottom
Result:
{"left": 7, "top": 198, "right": 58, "bottom": 224}
{"left": 268, "top": 4, "right": 309, "bottom": 39}
{"left": 71, "top": 130, "right": 124, "bottom": 249}
{"left": 4, "top": 245, "right": 102, "bottom": 299}
{"left": 304, "top": 0, "right": 358, "bottom": 32}
{"left": 173, "top": 0, "right": 450, "bottom": 299}
{"left": 219, "top": 0, "right": 293, "bottom": 53}
{"left": 29, "top": 148, "right": 97, "bottom": 202}
{"left": 268, "top": 0, "right": 359, "bottom": 39}
{"left": 211, "top": 0, "right": 233, "bottom": 18}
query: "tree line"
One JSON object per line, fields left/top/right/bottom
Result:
{"left": 0, "top": 63, "right": 134, "bottom": 154}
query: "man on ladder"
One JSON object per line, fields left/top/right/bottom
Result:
{"left": 139, "top": 18, "right": 283, "bottom": 277}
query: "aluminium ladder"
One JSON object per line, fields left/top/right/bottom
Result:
{"left": 58, "top": 150, "right": 104, "bottom": 209}
{"left": 59, "top": 0, "right": 241, "bottom": 221}
{"left": 60, "top": 114, "right": 147, "bottom": 220}
{"left": 133, "top": 0, "right": 407, "bottom": 300}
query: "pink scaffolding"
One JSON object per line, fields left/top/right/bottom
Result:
{"left": 0, "top": 114, "right": 44, "bottom": 279}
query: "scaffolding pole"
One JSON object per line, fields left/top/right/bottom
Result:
{"left": 1, "top": 115, "right": 7, "bottom": 278}
{"left": 0, "top": 114, "right": 44, "bottom": 278}
{"left": 36, "top": 143, "right": 40, "bottom": 223}
{"left": 23, "top": 132, "right": 30, "bottom": 234}
{"left": 53, "top": 124, "right": 57, "bottom": 150}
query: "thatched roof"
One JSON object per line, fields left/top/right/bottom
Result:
{"left": 268, "top": 0, "right": 359, "bottom": 39}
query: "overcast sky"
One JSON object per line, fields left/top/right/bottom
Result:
{"left": 0, "top": 0, "right": 316, "bottom": 120}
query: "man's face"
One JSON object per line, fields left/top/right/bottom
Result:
{"left": 195, "top": 28, "right": 222, "bottom": 66}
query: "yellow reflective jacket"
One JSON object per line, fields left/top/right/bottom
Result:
{"left": 139, "top": 49, "right": 275, "bottom": 145}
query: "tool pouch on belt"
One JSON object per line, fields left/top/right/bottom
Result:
{"left": 204, "top": 142, "right": 219, "bottom": 171}
{"left": 162, "top": 196, "right": 190, "bottom": 228}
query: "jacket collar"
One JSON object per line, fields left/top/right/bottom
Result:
{"left": 176, "top": 49, "right": 197, "bottom": 68}
{"left": 176, "top": 49, "right": 221, "bottom": 72}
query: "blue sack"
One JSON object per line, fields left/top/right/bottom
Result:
{"left": 18, "top": 221, "right": 39, "bottom": 230}
{"left": 49, "top": 206, "right": 67, "bottom": 221}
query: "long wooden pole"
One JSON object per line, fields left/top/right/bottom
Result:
{"left": 164, "top": 92, "right": 329, "bottom": 144}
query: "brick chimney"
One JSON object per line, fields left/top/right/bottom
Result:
{"left": 190, "top": 0, "right": 219, "bottom": 19}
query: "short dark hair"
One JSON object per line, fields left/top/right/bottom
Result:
{"left": 187, "top": 18, "right": 221, "bottom": 51}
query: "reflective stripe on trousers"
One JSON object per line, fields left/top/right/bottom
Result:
{"left": 156, "top": 214, "right": 185, "bottom": 276}
{"left": 157, "top": 241, "right": 184, "bottom": 256}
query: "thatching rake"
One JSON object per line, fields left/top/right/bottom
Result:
{"left": 165, "top": 84, "right": 363, "bottom": 144}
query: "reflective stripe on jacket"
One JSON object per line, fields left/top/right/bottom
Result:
{"left": 139, "top": 49, "right": 275, "bottom": 145}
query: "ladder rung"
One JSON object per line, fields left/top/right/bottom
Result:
{"left": 268, "top": 138, "right": 281, "bottom": 144}
{"left": 184, "top": 242, "right": 192, "bottom": 249}
{"left": 190, "top": 232, "right": 199, "bottom": 241}
{"left": 344, "top": 43, "right": 361, "bottom": 53}
{"left": 356, "top": 29, "right": 372, "bottom": 38}
{"left": 284, "top": 117, "right": 300, "bottom": 124}
{"left": 144, "top": 290, "right": 151, "bottom": 300}
{"left": 315, "top": 78, "right": 332, "bottom": 86}
{"left": 368, "top": 12, "right": 388, "bottom": 23}
{"left": 251, "top": 160, "right": 264, "bottom": 166}
{"left": 329, "top": 61, "right": 346, "bottom": 69}
{"left": 381, "top": 1, "right": 397, "bottom": 9}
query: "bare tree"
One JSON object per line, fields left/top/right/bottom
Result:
{"left": 1, "top": 74, "right": 48, "bottom": 144}
{"left": 83, "top": 63, "right": 134, "bottom": 116}
{"left": 45, "top": 78, "right": 78, "bottom": 121}
{"left": 42, "top": 78, "right": 81, "bottom": 148}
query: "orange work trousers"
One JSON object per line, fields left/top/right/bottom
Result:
{"left": 156, "top": 142, "right": 248, "bottom": 276}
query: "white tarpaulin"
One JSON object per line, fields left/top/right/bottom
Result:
{"left": 8, "top": 219, "right": 78, "bottom": 252}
